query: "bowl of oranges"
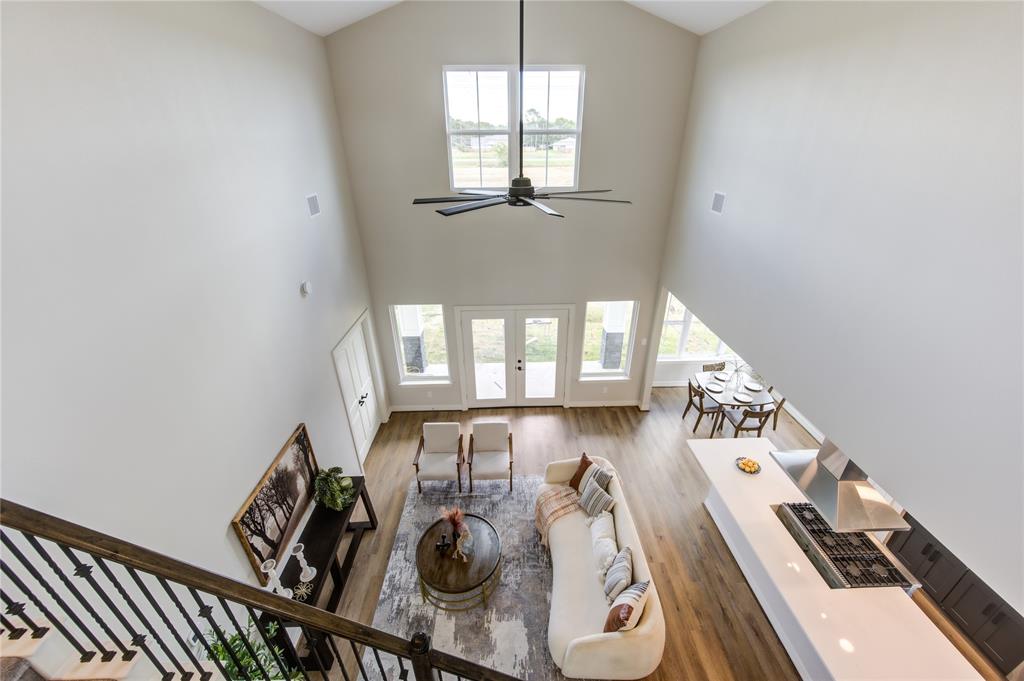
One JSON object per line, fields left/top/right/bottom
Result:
{"left": 735, "top": 457, "right": 761, "bottom": 475}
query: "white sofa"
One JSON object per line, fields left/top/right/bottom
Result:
{"left": 539, "top": 457, "right": 666, "bottom": 680}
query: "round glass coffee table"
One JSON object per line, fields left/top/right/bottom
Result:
{"left": 415, "top": 514, "right": 501, "bottom": 611}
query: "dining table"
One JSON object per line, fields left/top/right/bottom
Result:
{"left": 693, "top": 369, "right": 775, "bottom": 436}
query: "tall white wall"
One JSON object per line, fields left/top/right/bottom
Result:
{"left": 325, "top": 1, "right": 698, "bottom": 408}
{"left": 661, "top": 1, "right": 1023, "bottom": 609}
{"left": 1, "top": 1, "right": 371, "bottom": 584}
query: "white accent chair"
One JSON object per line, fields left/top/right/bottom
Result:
{"left": 468, "top": 421, "right": 513, "bottom": 492}
{"left": 413, "top": 422, "right": 463, "bottom": 493}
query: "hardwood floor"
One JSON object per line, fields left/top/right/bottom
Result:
{"left": 333, "top": 388, "right": 817, "bottom": 680}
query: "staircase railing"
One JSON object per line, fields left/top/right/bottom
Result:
{"left": 0, "top": 499, "right": 521, "bottom": 681}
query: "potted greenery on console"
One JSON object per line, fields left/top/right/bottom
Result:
{"left": 313, "top": 467, "right": 356, "bottom": 511}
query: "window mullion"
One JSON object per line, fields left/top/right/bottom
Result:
{"left": 475, "top": 72, "right": 483, "bottom": 187}
{"left": 544, "top": 71, "right": 551, "bottom": 187}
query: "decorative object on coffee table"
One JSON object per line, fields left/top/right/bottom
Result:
{"left": 439, "top": 506, "right": 474, "bottom": 562}
{"left": 416, "top": 513, "right": 500, "bottom": 611}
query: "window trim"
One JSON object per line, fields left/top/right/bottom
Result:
{"left": 657, "top": 296, "right": 735, "bottom": 361}
{"left": 389, "top": 304, "right": 452, "bottom": 385}
{"left": 442, "top": 64, "right": 586, "bottom": 192}
{"left": 578, "top": 300, "right": 640, "bottom": 380}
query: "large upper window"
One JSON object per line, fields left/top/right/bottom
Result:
{"left": 658, "top": 293, "right": 735, "bottom": 360}
{"left": 580, "top": 301, "right": 637, "bottom": 377}
{"left": 391, "top": 304, "right": 450, "bottom": 382}
{"left": 443, "top": 66, "right": 584, "bottom": 191}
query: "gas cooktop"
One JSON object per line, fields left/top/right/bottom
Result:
{"left": 777, "top": 502, "right": 912, "bottom": 589}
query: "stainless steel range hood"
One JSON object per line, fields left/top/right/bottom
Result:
{"left": 771, "top": 439, "right": 910, "bottom": 533}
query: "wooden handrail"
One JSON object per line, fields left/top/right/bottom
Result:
{"left": 0, "top": 498, "right": 521, "bottom": 681}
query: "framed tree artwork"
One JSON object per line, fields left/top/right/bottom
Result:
{"left": 232, "top": 423, "right": 320, "bottom": 584}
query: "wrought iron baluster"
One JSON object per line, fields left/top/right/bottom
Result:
{"left": 56, "top": 546, "right": 139, "bottom": 662}
{"left": 125, "top": 566, "right": 204, "bottom": 680}
{"left": 0, "top": 590, "right": 46, "bottom": 638}
{"left": 245, "top": 607, "right": 293, "bottom": 681}
{"left": 300, "top": 625, "right": 331, "bottom": 677}
{"left": 372, "top": 646, "right": 389, "bottom": 681}
{"left": 0, "top": 612, "right": 26, "bottom": 639}
{"left": 436, "top": 670, "right": 443, "bottom": 681}
{"left": 0, "top": 558, "right": 94, "bottom": 661}
{"left": 94, "top": 557, "right": 184, "bottom": 681}
{"left": 157, "top": 577, "right": 230, "bottom": 681}
{"left": 187, "top": 587, "right": 252, "bottom": 681}
{"left": 350, "top": 639, "right": 370, "bottom": 680}
{"left": 19, "top": 532, "right": 124, "bottom": 661}
{"left": 325, "top": 634, "right": 352, "bottom": 681}
{"left": 1, "top": 532, "right": 111, "bottom": 660}
{"left": 396, "top": 655, "right": 408, "bottom": 681}
{"left": 216, "top": 597, "right": 271, "bottom": 680}
{"left": 271, "top": 615, "right": 311, "bottom": 681}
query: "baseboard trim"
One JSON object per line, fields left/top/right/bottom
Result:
{"left": 565, "top": 400, "right": 641, "bottom": 408}
{"left": 389, "top": 403, "right": 466, "bottom": 412}
{"left": 652, "top": 380, "right": 689, "bottom": 387}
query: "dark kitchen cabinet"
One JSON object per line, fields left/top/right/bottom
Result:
{"left": 887, "top": 515, "right": 938, "bottom": 574}
{"left": 917, "top": 546, "right": 967, "bottom": 602}
{"left": 973, "top": 606, "right": 1024, "bottom": 675}
{"left": 942, "top": 571, "right": 1002, "bottom": 636}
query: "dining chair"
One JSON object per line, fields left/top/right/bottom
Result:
{"left": 702, "top": 362, "right": 726, "bottom": 373}
{"left": 754, "top": 387, "right": 786, "bottom": 430}
{"left": 468, "top": 421, "right": 513, "bottom": 493}
{"left": 413, "top": 422, "right": 463, "bottom": 493}
{"left": 682, "top": 379, "right": 722, "bottom": 435}
{"left": 722, "top": 407, "right": 775, "bottom": 437}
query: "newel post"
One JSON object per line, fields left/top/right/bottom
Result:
{"left": 410, "top": 631, "right": 433, "bottom": 681}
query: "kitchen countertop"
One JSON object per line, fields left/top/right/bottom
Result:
{"left": 688, "top": 437, "right": 981, "bottom": 681}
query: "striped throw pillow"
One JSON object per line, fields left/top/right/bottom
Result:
{"left": 604, "top": 547, "right": 633, "bottom": 602}
{"left": 579, "top": 477, "right": 616, "bottom": 517}
{"left": 579, "top": 461, "right": 614, "bottom": 493}
{"left": 604, "top": 580, "right": 650, "bottom": 633}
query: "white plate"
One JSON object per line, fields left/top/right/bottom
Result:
{"left": 733, "top": 392, "right": 753, "bottom": 403}
{"left": 704, "top": 383, "right": 724, "bottom": 393}
{"left": 744, "top": 381, "right": 764, "bottom": 392}
{"left": 713, "top": 371, "right": 729, "bottom": 381}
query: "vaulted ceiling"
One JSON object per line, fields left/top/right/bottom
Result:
{"left": 257, "top": 0, "right": 770, "bottom": 37}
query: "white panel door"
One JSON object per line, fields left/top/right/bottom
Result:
{"left": 332, "top": 323, "right": 379, "bottom": 465}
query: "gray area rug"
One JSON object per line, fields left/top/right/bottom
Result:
{"left": 363, "top": 476, "right": 565, "bottom": 680}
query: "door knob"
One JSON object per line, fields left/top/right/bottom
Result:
{"left": 359, "top": 393, "right": 368, "bottom": 406}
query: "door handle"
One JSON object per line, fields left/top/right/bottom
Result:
{"left": 928, "top": 549, "right": 940, "bottom": 562}
{"left": 992, "top": 611, "right": 1006, "bottom": 626}
{"left": 921, "top": 542, "right": 934, "bottom": 555}
{"left": 982, "top": 603, "right": 996, "bottom": 617}
{"left": 358, "top": 393, "right": 368, "bottom": 406}
{"left": 516, "top": 359, "right": 522, "bottom": 371}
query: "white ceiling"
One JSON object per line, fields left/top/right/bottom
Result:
{"left": 625, "top": 1, "right": 768, "bottom": 35}
{"left": 257, "top": 1, "right": 768, "bottom": 38}
{"left": 255, "top": 1, "right": 400, "bottom": 36}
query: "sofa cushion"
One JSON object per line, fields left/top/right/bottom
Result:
{"left": 417, "top": 452, "right": 459, "bottom": 480}
{"left": 604, "top": 580, "right": 650, "bottom": 633}
{"left": 546, "top": 508, "right": 612, "bottom": 666}
{"left": 604, "top": 546, "right": 632, "bottom": 602}
{"left": 588, "top": 511, "right": 617, "bottom": 577}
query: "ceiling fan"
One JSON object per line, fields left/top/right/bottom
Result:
{"left": 412, "top": 0, "right": 631, "bottom": 218}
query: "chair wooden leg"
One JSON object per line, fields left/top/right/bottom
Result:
{"left": 694, "top": 412, "right": 704, "bottom": 434}
{"left": 417, "top": 477, "right": 422, "bottom": 494}
{"left": 458, "top": 466, "right": 463, "bottom": 493}
{"left": 468, "top": 468, "right": 473, "bottom": 493}
{"left": 682, "top": 401, "right": 693, "bottom": 420}
{"left": 509, "top": 470, "right": 513, "bottom": 493}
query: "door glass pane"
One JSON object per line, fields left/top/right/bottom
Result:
{"left": 471, "top": 318, "right": 506, "bottom": 400}
{"left": 524, "top": 317, "right": 558, "bottom": 399}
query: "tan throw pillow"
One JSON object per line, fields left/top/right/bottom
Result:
{"left": 604, "top": 580, "right": 650, "bottom": 633}
{"left": 568, "top": 452, "right": 594, "bottom": 492}
{"left": 588, "top": 511, "right": 617, "bottom": 577}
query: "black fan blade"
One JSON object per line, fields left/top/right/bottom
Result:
{"left": 540, "top": 196, "right": 632, "bottom": 204}
{"left": 460, "top": 189, "right": 505, "bottom": 196}
{"left": 537, "top": 189, "right": 613, "bottom": 195}
{"left": 437, "top": 196, "right": 508, "bottom": 216}
{"left": 522, "top": 198, "right": 564, "bottom": 217}
{"left": 414, "top": 195, "right": 496, "bottom": 204}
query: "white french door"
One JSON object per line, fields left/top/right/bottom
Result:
{"left": 459, "top": 307, "right": 571, "bottom": 408}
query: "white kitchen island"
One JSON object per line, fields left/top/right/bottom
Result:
{"left": 689, "top": 437, "right": 980, "bottom": 681}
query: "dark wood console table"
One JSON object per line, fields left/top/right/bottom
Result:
{"left": 267, "top": 476, "right": 377, "bottom": 670}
